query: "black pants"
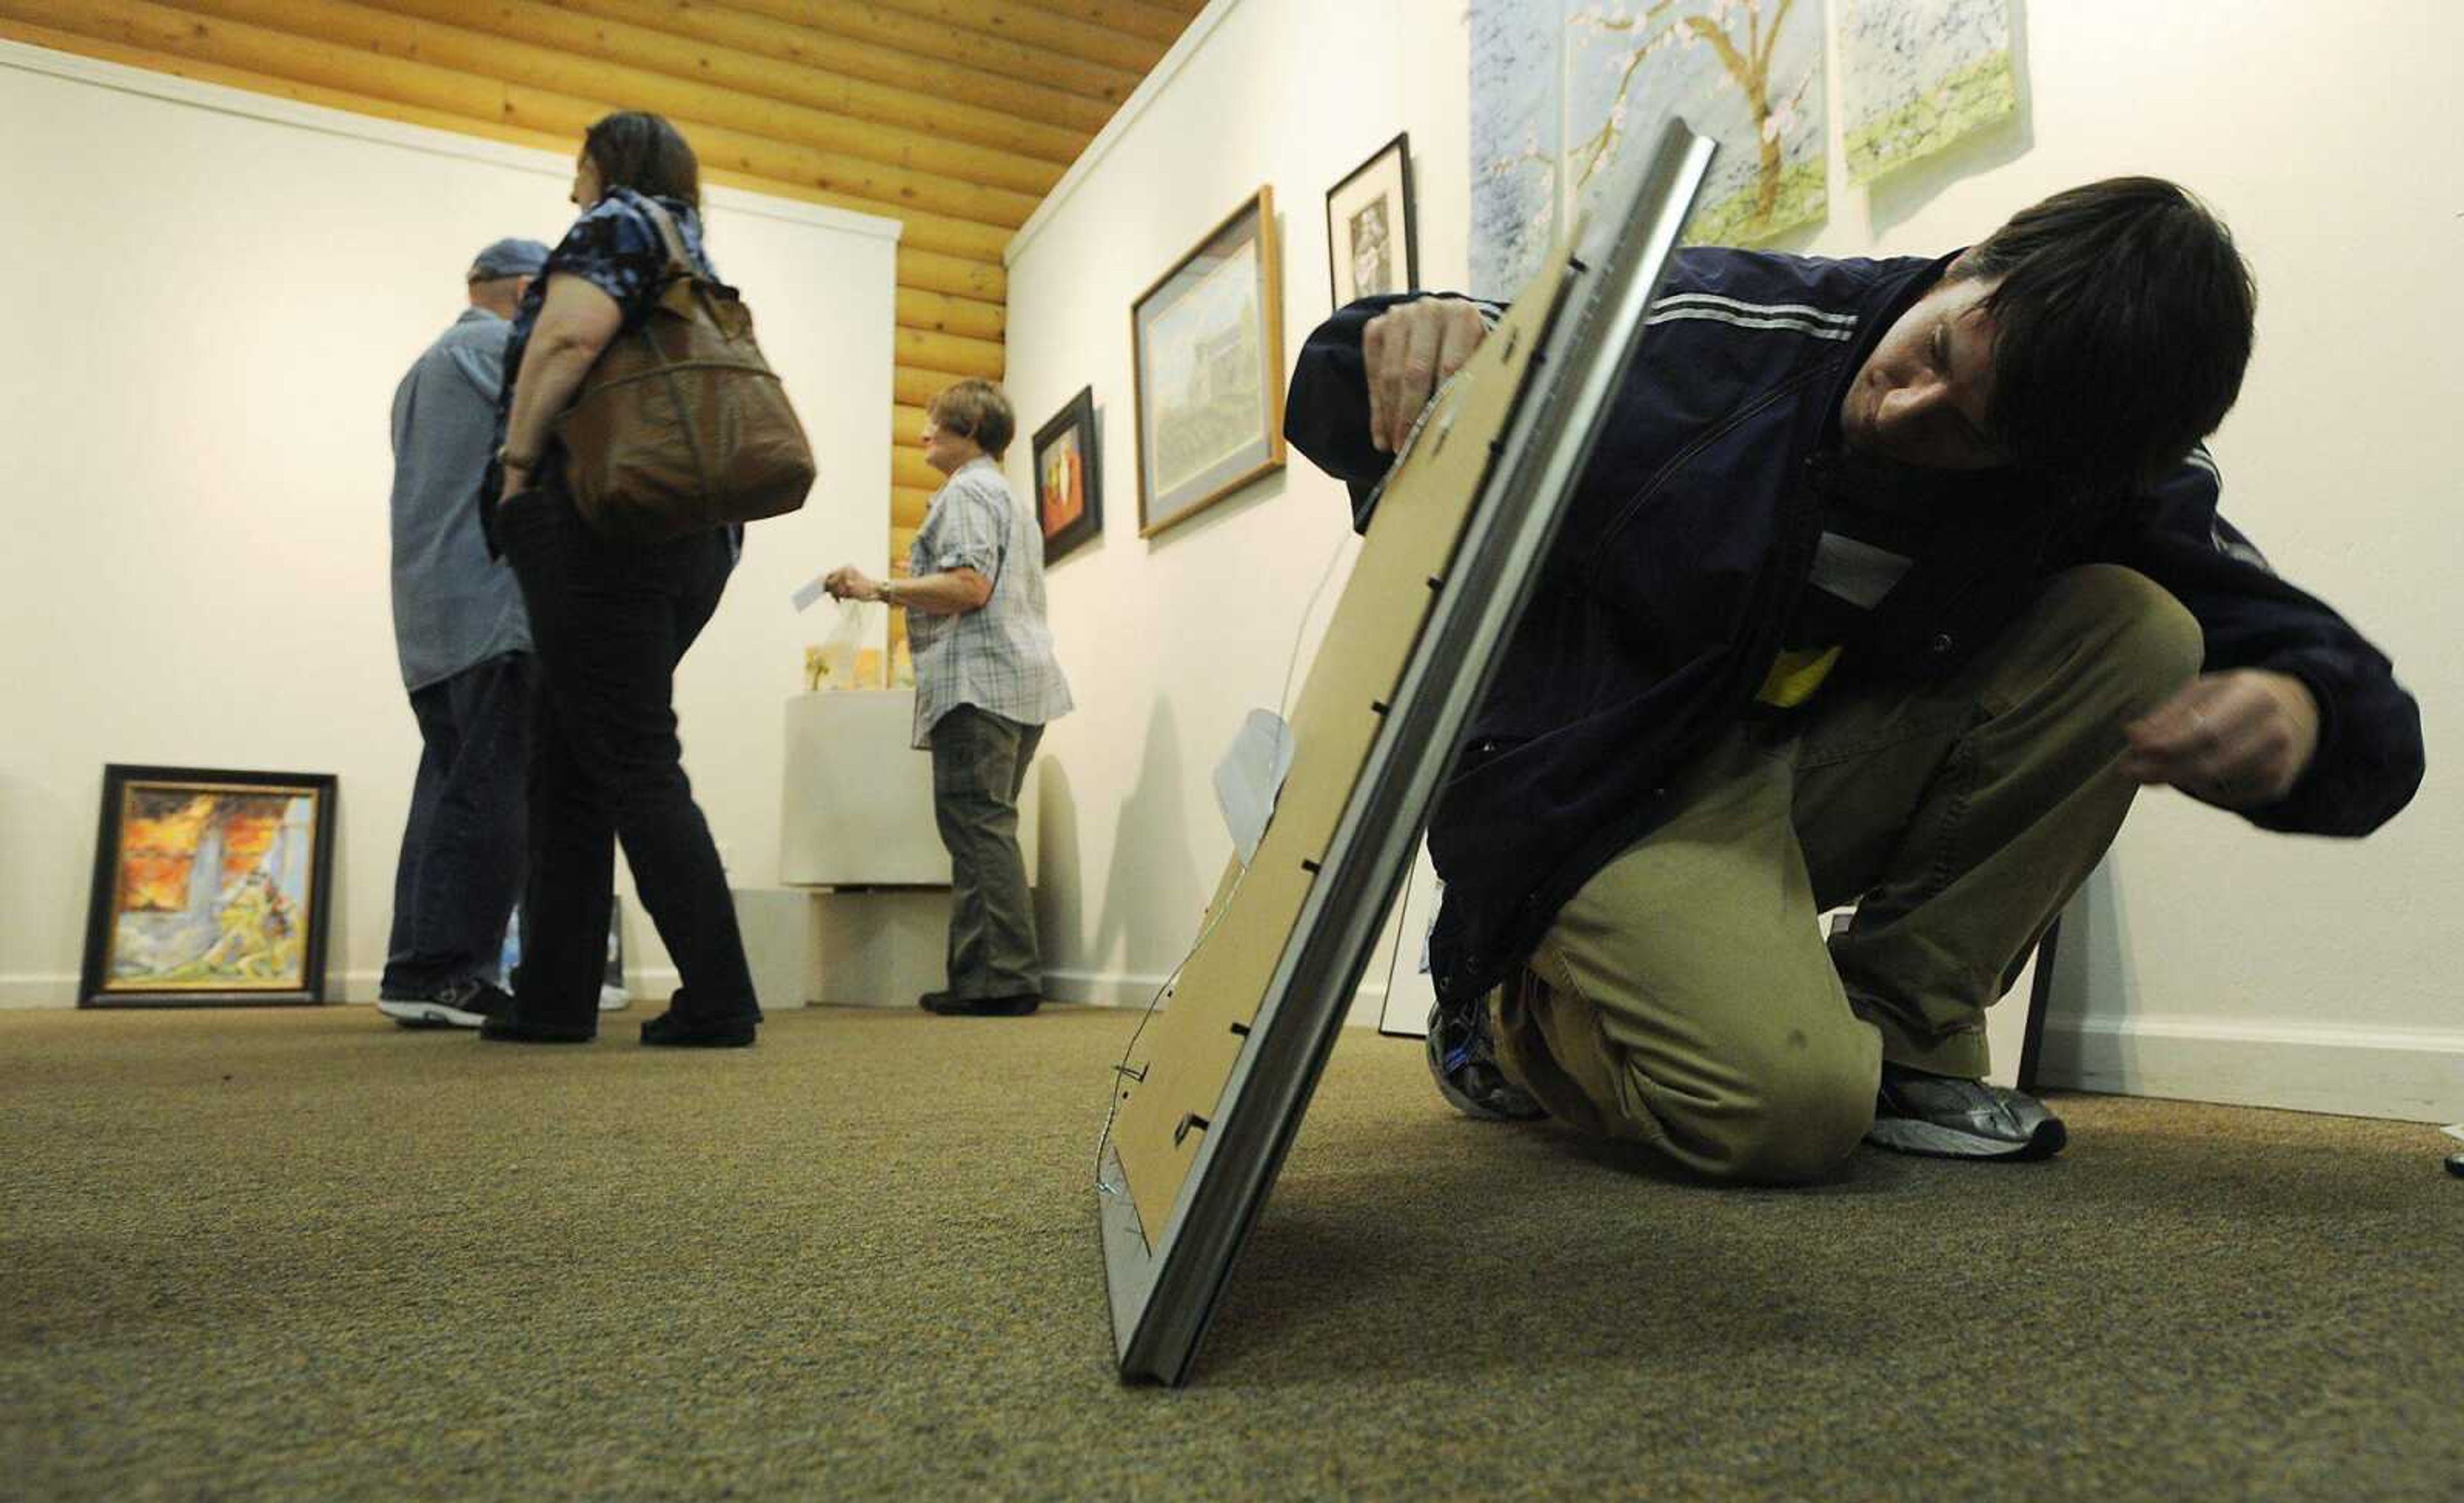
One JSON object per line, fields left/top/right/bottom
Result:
{"left": 928, "top": 705, "right": 1044, "bottom": 1000}
{"left": 497, "top": 488, "right": 757, "bottom": 1030}
{"left": 381, "top": 651, "right": 534, "bottom": 998}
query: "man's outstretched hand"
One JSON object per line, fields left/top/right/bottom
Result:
{"left": 1362, "top": 298, "right": 1490, "bottom": 454}
{"left": 2121, "top": 669, "right": 2320, "bottom": 810}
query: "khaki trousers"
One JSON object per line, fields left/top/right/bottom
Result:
{"left": 1489, "top": 567, "right": 2203, "bottom": 1183}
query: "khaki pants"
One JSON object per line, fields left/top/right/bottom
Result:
{"left": 1490, "top": 567, "right": 2203, "bottom": 1183}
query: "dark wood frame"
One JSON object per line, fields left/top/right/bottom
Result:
{"left": 1131, "top": 185, "right": 1287, "bottom": 539}
{"left": 1324, "top": 131, "right": 1418, "bottom": 307}
{"left": 79, "top": 764, "right": 339, "bottom": 1008}
{"left": 1031, "top": 384, "right": 1104, "bottom": 566}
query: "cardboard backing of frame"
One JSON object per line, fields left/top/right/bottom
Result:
{"left": 1113, "top": 252, "right": 1576, "bottom": 1243}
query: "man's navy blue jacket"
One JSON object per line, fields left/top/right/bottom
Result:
{"left": 1283, "top": 247, "right": 2424, "bottom": 1008}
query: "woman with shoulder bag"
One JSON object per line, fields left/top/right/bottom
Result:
{"left": 481, "top": 111, "right": 761, "bottom": 1047}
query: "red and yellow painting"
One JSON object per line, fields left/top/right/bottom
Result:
{"left": 1040, "top": 429, "right": 1086, "bottom": 538}
{"left": 102, "top": 782, "right": 322, "bottom": 991}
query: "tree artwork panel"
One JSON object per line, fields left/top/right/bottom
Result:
{"left": 1471, "top": 0, "right": 1827, "bottom": 295}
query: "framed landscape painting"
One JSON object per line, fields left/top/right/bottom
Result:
{"left": 1326, "top": 132, "right": 1417, "bottom": 307}
{"left": 1032, "top": 385, "right": 1103, "bottom": 566}
{"left": 79, "top": 764, "right": 337, "bottom": 1007}
{"left": 1131, "top": 186, "right": 1287, "bottom": 538}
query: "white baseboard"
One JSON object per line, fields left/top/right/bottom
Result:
{"left": 1039, "top": 968, "right": 1390, "bottom": 1030}
{"left": 0, "top": 974, "right": 78, "bottom": 1008}
{"left": 0, "top": 967, "right": 684, "bottom": 1008}
{"left": 2035, "top": 1013, "right": 2464, "bottom": 1124}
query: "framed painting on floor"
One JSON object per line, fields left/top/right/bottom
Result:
{"left": 79, "top": 764, "right": 338, "bottom": 1007}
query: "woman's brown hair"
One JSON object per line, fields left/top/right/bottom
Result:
{"left": 582, "top": 111, "right": 701, "bottom": 208}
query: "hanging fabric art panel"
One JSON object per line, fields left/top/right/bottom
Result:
{"left": 1840, "top": 0, "right": 2018, "bottom": 185}
{"left": 1472, "top": 0, "right": 1827, "bottom": 297}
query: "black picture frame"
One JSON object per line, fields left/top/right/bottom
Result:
{"left": 1031, "top": 385, "right": 1104, "bottom": 566}
{"left": 1325, "top": 131, "right": 1417, "bottom": 308}
{"left": 79, "top": 764, "right": 339, "bottom": 1008}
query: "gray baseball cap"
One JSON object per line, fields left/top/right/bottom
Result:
{"left": 467, "top": 237, "right": 551, "bottom": 281}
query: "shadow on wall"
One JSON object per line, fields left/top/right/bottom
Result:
{"left": 2037, "top": 857, "right": 2138, "bottom": 1088}
{"left": 1044, "top": 696, "right": 1208, "bottom": 1004}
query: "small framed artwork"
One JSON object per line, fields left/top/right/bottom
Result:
{"left": 1131, "top": 185, "right": 1287, "bottom": 538}
{"left": 1326, "top": 132, "right": 1417, "bottom": 307}
{"left": 79, "top": 764, "right": 338, "bottom": 1006}
{"left": 1032, "top": 385, "right": 1103, "bottom": 566}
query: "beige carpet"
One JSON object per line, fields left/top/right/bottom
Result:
{"left": 2, "top": 1003, "right": 2458, "bottom": 1500}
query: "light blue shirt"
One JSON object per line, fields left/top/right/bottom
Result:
{"left": 391, "top": 308, "right": 531, "bottom": 691}
{"left": 907, "top": 457, "right": 1074, "bottom": 746}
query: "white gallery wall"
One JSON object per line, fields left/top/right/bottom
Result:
{"left": 0, "top": 44, "right": 895, "bottom": 1004}
{"left": 1004, "top": 0, "right": 2458, "bottom": 1118}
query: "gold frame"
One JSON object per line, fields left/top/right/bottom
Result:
{"left": 1130, "top": 185, "right": 1287, "bottom": 538}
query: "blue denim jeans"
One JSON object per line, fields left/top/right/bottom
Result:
{"left": 382, "top": 651, "right": 535, "bottom": 998}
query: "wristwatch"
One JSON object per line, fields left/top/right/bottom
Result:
{"left": 496, "top": 445, "right": 539, "bottom": 473}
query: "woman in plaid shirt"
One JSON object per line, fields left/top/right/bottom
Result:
{"left": 826, "top": 381, "right": 1074, "bottom": 1017}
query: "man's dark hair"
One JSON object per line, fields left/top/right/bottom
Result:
{"left": 1953, "top": 176, "right": 2255, "bottom": 489}
{"left": 583, "top": 111, "right": 701, "bottom": 207}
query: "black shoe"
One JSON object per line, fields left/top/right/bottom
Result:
{"left": 477, "top": 1013, "right": 596, "bottom": 1044}
{"left": 1867, "top": 1063, "right": 2067, "bottom": 1160}
{"left": 921, "top": 992, "right": 1040, "bottom": 1017}
{"left": 640, "top": 1008, "right": 758, "bottom": 1047}
{"left": 1425, "top": 991, "right": 1545, "bottom": 1122}
{"left": 378, "top": 979, "right": 511, "bottom": 1030}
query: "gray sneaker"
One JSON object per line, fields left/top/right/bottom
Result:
{"left": 1867, "top": 1063, "right": 2067, "bottom": 1160}
{"left": 1425, "top": 995, "right": 1546, "bottom": 1122}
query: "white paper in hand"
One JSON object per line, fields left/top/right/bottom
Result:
{"left": 790, "top": 574, "right": 832, "bottom": 612}
{"left": 1213, "top": 709, "right": 1297, "bottom": 868}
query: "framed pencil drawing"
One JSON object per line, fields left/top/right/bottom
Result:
{"left": 1132, "top": 187, "right": 1286, "bottom": 538}
{"left": 1032, "top": 385, "right": 1104, "bottom": 566}
{"left": 1326, "top": 132, "right": 1417, "bottom": 307}
{"left": 79, "top": 764, "right": 338, "bottom": 1006}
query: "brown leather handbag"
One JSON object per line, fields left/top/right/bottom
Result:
{"left": 556, "top": 199, "right": 817, "bottom": 541}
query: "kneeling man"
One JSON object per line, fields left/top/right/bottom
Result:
{"left": 1284, "top": 178, "right": 2423, "bottom": 1180}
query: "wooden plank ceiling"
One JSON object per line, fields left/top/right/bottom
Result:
{"left": 0, "top": 0, "right": 1208, "bottom": 585}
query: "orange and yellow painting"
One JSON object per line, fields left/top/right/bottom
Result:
{"left": 101, "top": 780, "right": 323, "bottom": 992}
{"left": 1041, "top": 431, "right": 1086, "bottom": 538}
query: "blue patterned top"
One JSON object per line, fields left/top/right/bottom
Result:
{"left": 483, "top": 188, "right": 719, "bottom": 528}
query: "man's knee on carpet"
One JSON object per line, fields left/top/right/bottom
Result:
{"left": 1628, "top": 1018, "right": 1881, "bottom": 1185}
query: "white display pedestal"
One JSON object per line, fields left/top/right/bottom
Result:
{"left": 780, "top": 691, "right": 1038, "bottom": 885}
{"left": 742, "top": 691, "right": 1041, "bottom": 1008}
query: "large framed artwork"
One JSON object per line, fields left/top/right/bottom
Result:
{"left": 79, "top": 764, "right": 338, "bottom": 1007}
{"left": 1032, "top": 385, "right": 1104, "bottom": 566}
{"left": 1098, "top": 124, "right": 1716, "bottom": 1386}
{"left": 1326, "top": 132, "right": 1417, "bottom": 307}
{"left": 1131, "top": 187, "right": 1287, "bottom": 538}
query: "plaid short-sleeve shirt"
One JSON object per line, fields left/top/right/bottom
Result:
{"left": 907, "top": 457, "right": 1074, "bottom": 746}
